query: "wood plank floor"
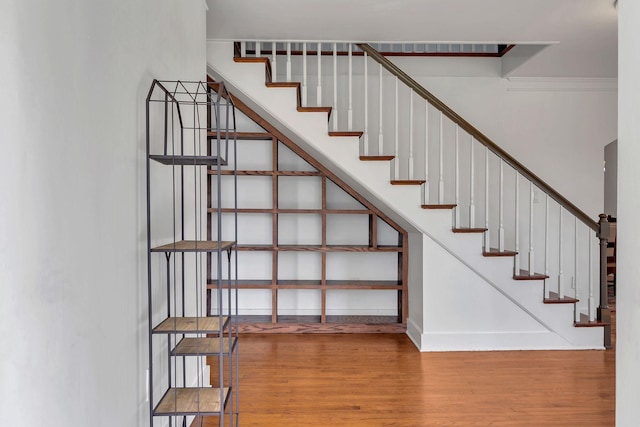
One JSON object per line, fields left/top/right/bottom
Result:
{"left": 195, "top": 305, "right": 615, "bottom": 427}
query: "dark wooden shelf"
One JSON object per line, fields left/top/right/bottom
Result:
{"left": 209, "top": 279, "right": 402, "bottom": 290}
{"left": 208, "top": 170, "right": 321, "bottom": 176}
{"left": 207, "top": 131, "right": 272, "bottom": 140}
{"left": 151, "top": 240, "right": 235, "bottom": 253}
{"left": 234, "top": 315, "right": 405, "bottom": 334}
{"left": 235, "top": 244, "right": 402, "bottom": 252}
{"left": 150, "top": 154, "right": 226, "bottom": 166}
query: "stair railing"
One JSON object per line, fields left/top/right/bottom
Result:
{"left": 235, "top": 40, "right": 611, "bottom": 348}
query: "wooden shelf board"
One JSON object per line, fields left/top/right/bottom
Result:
{"left": 207, "top": 131, "right": 272, "bottom": 140}
{"left": 172, "top": 337, "right": 236, "bottom": 356}
{"left": 151, "top": 240, "right": 235, "bottom": 252}
{"left": 208, "top": 279, "right": 273, "bottom": 289}
{"left": 236, "top": 244, "right": 401, "bottom": 252}
{"left": 153, "top": 317, "right": 228, "bottom": 334}
{"left": 209, "top": 208, "right": 372, "bottom": 215}
{"left": 208, "top": 170, "right": 321, "bottom": 176}
{"left": 154, "top": 387, "right": 229, "bottom": 416}
{"left": 150, "top": 155, "right": 226, "bottom": 166}
{"left": 235, "top": 315, "right": 405, "bottom": 334}
{"left": 326, "top": 280, "right": 403, "bottom": 289}
{"left": 483, "top": 248, "right": 518, "bottom": 257}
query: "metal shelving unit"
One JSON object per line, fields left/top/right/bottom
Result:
{"left": 146, "top": 80, "right": 239, "bottom": 427}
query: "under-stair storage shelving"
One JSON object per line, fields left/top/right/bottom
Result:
{"left": 146, "top": 80, "right": 239, "bottom": 426}
{"left": 204, "top": 85, "right": 408, "bottom": 333}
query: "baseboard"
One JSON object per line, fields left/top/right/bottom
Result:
{"left": 417, "top": 330, "right": 602, "bottom": 351}
{"left": 406, "top": 317, "right": 424, "bottom": 350}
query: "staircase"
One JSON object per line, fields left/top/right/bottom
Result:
{"left": 206, "top": 40, "right": 608, "bottom": 351}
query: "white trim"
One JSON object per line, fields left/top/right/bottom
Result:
{"left": 406, "top": 317, "right": 423, "bottom": 350}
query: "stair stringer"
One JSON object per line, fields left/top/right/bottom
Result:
{"left": 207, "top": 41, "right": 603, "bottom": 350}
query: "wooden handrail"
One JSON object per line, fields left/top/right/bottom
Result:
{"left": 356, "top": 43, "right": 598, "bottom": 232}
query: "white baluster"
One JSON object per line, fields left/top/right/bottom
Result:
{"left": 332, "top": 43, "right": 338, "bottom": 131}
{"left": 286, "top": 42, "right": 292, "bottom": 82}
{"left": 424, "top": 101, "right": 430, "bottom": 204}
{"left": 272, "top": 42, "right": 277, "bottom": 82}
{"left": 317, "top": 42, "right": 322, "bottom": 106}
{"left": 255, "top": 41, "right": 260, "bottom": 57}
{"left": 302, "top": 43, "right": 308, "bottom": 106}
{"left": 241, "top": 41, "right": 246, "bottom": 57}
{"left": 454, "top": 125, "right": 459, "bottom": 227}
{"left": 529, "top": 182, "right": 535, "bottom": 276}
{"left": 544, "top": 194, "right": 550, "bottom": 299}
{"left": 470, "top": 137, "right": 476, "bottom": 228}
{"left": 558, "top": 207, "right": 564, "bottom": 297}
{"left": 484, "top": 145, "right": 489, "bottom": 251}
{"left": 438, "top": 112, "right": 444, "bottom": 204}
{"left": 409, "top": 91, "right": 415, "bottom": 180}
{"left": 589, "top": 232, "right": 595, "bottom": 321}
{"left": 379, "top": 64, "right": 384, "bottom": 157}
{"left": 363, "top": 52, "right": 369, "bottom": 156}
{"left": 574, "top": 216, "right": 579, "bottom": 322}
{"left": 348, "top": 44, "right": 353, "bottom": 130}
{"left": 498, "top": 160, "right": 504, "bottom": 252}
{"left": 393, "top": 76, "right": 399, "bottom": 180}
{"left": 514, "top": 173, "right": 520, "bottom": 274}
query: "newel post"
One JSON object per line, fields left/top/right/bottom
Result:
{"left": 597, "top": 213, "right": 612, "bottom": 349}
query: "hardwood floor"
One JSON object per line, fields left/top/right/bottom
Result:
{"left": 195, "top": 324, "right": 615, "bottom": 427}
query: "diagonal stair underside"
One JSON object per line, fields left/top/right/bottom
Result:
{"left": 207, "top": 40, "right": 603, "bottom": 350}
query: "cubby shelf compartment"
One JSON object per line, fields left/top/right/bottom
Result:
{"left": 154, "top": 387, "right": 230, "bottom": 416}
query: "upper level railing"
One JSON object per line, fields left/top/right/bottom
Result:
{"left": 234, "top": 40, "right": 612, "bottom": 347}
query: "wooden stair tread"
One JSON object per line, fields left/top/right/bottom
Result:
{"left": 514, "top": 269, "right": 549, "bottom": 280}
{"left": 452, "top": 227, "right": 487, "bottom": 233}
{"left": 422, "top": 204, "right": 457, "bottom": 209}
{"left": 153, "top": 317, "right": 228, "bottom": 334}
{"left": 544, "top": 291, "right": 579, "bottom": 304}
{"left": 173, "top": 337, "right": 235, "bottom": 356}
{"left": 154, "top": 387, "right": 229, "bottom": 415}
{"left": 390, "top": 180, "right": 426, "bottom": 185}
{"left": 297, "top": 106, "right": 332, "bottom": 113}
{"left": 151, "top": 240, "right": 235, "bottom": 253}
{"left": 574, "top": 313, "right": 609, "bottom": 327}
{"left": 266, "top": 81, "right": 300, "bottom": 88}
{"left": 483, "top": 248, "right": 518, "bottom": 257}
{"left": 361, "top": 155, "right": 395, "bottom": 161}
{"left": 329, "top": 131, "right": 364, "bottom": 137}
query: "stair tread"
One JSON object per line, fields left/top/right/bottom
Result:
{"left": 452, "top": 227, "right": 488, "bottom": 233}
{"left": 329, "top": 131, "right": 364, "bottom": 137}
{"left": 361, "top": 155, "right": 395, "bottom": 161}
{"left": 574, "top": 313, "right": 609, "bottom": 327}
{"left": 390, "top": 180, "right": 426, "bottom": 185}
{"left": 297, "top": 106, "right": 332, "bottom": 113}
{"left": 483, "top": 248, "right": 518, "bottom": 257}
{"left": 514, "top": 269, "right": 549, "bottom": 280}
{"left": 544, "top": 291, "right": 579, "bottom": 304}
{"left": 422, "top": 204, "right": 457, "bottom": 209}
{"left": 266, "top": 81, "right": 300, "bottom": 88}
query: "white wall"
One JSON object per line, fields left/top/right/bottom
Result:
{"left": 617, "top": 2, "right": 640, "bottom": 425}
{"left": 0, "top": 1, "right": 206, "bottom": 426}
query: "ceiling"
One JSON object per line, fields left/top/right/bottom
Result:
{"left": 206, "top": 0, "right": 618, "bottom": 78}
